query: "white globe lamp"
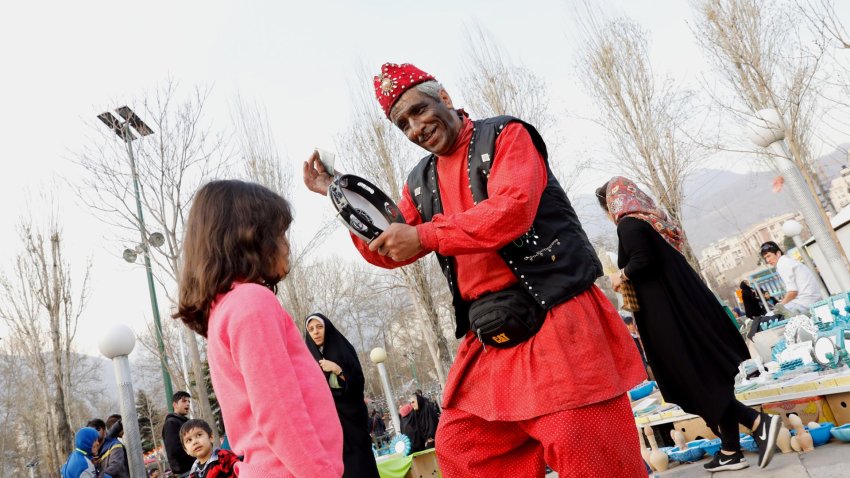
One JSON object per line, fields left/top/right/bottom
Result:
{"left": 99, "top": 324, "right": 136, "bottom": 359}
{"left": 782, "top": 219, "right": 803, "bottom": 238}
{"left": 748, "top": 108, "right": 786, "bottom": 148}
{"left": 370, "top": 347, "right": 388, "bottom": 364}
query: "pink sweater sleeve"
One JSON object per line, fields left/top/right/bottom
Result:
{"left": 223, "top": 286, "right": 343, "bottom": 477}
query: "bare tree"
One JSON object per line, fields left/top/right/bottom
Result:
{"left": 0, "top": 212, "right": 90, "bottom": 475}
{"left": 335, "top": 67, "right": 455, "bottom": 385}
{"left": 691, "top": 0, "right": 841, "bottom": 222}
{"left": 794, "top": 0, "right": 850, "bottom": 153}
{"left": 231, "top": 94, "right": 336, "bottom": 324}
{"left": 458, "top": 24, "right": 590, "bottom": 194}
{"left": 797, "top": 0, "right": 850, "bottom": 49}
{"left": 460, "top": 24, "right": 556, "bottom": 135}
{"left": 0, "top": 339, "right": 23, "bottom": 478}
{"left": 573, "top": 10, "right": 704, "bottom": 271}
{"left": 75, "top": 79, "right": 227, "bottom": 435}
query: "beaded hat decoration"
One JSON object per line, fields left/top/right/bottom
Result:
{"left": 373, "top": 62, "right": 436, "bottom": 118}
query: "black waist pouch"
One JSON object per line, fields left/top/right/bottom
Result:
{"left": 469, "top": 286, "right": 547, "bottom": 348}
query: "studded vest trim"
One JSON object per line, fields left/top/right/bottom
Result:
{"left": 407, "top": 116, "right": 602, "bottom": 338}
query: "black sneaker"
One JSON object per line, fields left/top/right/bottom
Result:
{"left": 703, "top": 450, "right": 749, "bottom": 472}
{"left": 752, "top": 412, "right": 781, "bottom": 468}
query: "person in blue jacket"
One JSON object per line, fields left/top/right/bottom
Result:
{"left": 60, "top": 428, "right": 100, "bottom": 478}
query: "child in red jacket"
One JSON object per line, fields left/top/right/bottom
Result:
{"left": 181, "top": 420, "right": 239, "bottom": 478}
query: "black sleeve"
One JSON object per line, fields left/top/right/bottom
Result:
{"left": 341, "top": 366, "right": 365, "bottom": 398}
{"left": 162, "top": 419, "right": 184, "bottom": 471}
{"left": 617, "top": 217, "right": 655, "bottom": 280}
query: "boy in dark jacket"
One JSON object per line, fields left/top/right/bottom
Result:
{"left": 181, "top": 419, "right": 238, "bottom": 478}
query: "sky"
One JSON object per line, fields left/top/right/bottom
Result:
{"left": 0, "top": 0, "right": 846, "bottom": 357}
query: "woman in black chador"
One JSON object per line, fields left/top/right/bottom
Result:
{"left": 305, "top": 313, "right": 379, "bottom": 478}
{"left": 596, "top": 177, "right": 780, "bottom": 472}
{"left": 740, "top": 280, "right": 767, "bottom": 318}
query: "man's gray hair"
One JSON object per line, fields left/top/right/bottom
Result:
{"left": 415, "top": 80, "right": 444, "bottom": 100}
{"left": 390, "top": 80, "right": 444, "bottom": 118}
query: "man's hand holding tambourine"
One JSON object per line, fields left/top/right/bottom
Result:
{"left": 303, "top": 150, "right": 334, "bottom": 196}
{"left": 369, "top": 223, "right": 422, "bottom": 262}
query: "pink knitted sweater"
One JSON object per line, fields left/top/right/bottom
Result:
{"left": 207, "top": 282, "right": 343, "bottom": 477}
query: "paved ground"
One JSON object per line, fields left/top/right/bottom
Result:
{"left": 545, "top": 441, "right": 850, "bottom": 477}
{"left": 656, "top": 441, "right": 850, "bottom": 477}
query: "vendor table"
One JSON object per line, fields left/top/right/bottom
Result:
{"left": 635, "top": 369, "right": 850, "bottom": 427}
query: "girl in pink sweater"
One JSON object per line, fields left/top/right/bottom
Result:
{"left": 174, "top": 180, "right": 343, "bottom": 478}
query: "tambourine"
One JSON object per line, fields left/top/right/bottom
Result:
{"left": 329, "top": 174, "right": 405, "bottom": 242}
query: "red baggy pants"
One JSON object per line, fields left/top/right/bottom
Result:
{"left": 435, "top": 394, "right": 645, "bottom": 478}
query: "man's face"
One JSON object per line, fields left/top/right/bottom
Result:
{"left": 762, "top": 251, "right": 780, "bottom": 266}
{"left": 182, "top": 427, "right": 213, "bottom": 462}
{"left": 389, "top": 88, "right": 462, "bottom": 156}
{"left": 174, "top": 396, "right": 191, "bottom": 416}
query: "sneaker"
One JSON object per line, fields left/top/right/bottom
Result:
{"left": 752, "top": 412, "right": 781, "bottom": 468}
{"left": 703, "top": 450, "right": 749, "bottom": 472}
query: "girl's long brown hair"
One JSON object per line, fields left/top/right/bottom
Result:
{"left": 174, "top": 180, "right": 293, "bottom": 336}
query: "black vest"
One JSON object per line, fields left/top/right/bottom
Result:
{"left": 407, "top": 115, "right": 602, "bottom": 338}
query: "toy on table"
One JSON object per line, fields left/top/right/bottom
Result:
{"left": 776, "top": 426, "right": 792, "bottom": 453}
{"left": 643, "top": 425, "right": 669, "bottom": 472}
{"left": 788, "top": 414, "right": 814, "bottom": 452}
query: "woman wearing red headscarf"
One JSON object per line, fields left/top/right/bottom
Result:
{"left": 597, "top": 177, "right": 780, "bottom": 472}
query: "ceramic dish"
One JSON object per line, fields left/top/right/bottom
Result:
{"left": 829, "top": 424, "right": 850, "bottom": 442}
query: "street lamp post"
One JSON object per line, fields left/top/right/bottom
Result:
{"left": 782, "top": 219, "right": 830, "bottom": 298}
{"left": 748, "top": 109, "right": 850, "bottom": 292}
{"left": 99, "top": 324, "right": 147, "bottom": 478}
{"left": 98, "top": 107, "right": 174, "bottom": 411}
{"left": 370, "top": 347, "right": 400, "bottom": 436}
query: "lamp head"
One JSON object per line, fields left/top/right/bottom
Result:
{"left": 148, "top": 232, "right": 165, "bottom": 248}
{"left": 122, "top": 248, "right": 138, "bottom": 263}
{"left": 98, "top": 324, "right": 136, "bottom": 358}
{"left": 748, "top": 108, "right": 786, "bottom": 147}
{"left": 782, "top": 219, "right": 803, "bottom": 237}
{"left": 370, "top": 347, "right": 387, "bottom": 364}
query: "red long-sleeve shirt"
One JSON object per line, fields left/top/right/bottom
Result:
{"left": 353, "top": 117, "right": 645, "bottom": 420}
{"left": 354, "top": 117, "right": 545, "bottom": 300}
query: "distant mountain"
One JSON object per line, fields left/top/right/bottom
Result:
{"left": 576, "top": 144, "right": 850, "bottom": 255}
{"left": 679, "top": 168, "right": 796, "bottom": 253}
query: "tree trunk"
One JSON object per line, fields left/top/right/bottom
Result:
{"left": 186, "top": 332, "right": 219, "bottom": 443}
{"left": 34, "top": 351, "right": 59, "bottom": 477}
{"left": 402, "top": 271, "right": 448, "bottom": 386}
{"left": 48, "top": 235, "right": 73, "bottom": 457}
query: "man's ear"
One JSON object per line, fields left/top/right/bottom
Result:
{"left": 438, "top": 89, "right": 454, "bottom": 109}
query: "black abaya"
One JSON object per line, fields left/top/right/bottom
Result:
{"left": 617, "top": 217, "right": 749, "bottom": 426}
{"left": 305, "top": 313, "right": 380, "bottom": 478}
{"left": 739, "top": 281, "right": 766, "bottom": 318}
{"left": 408, "top": 395, "right": 438, "bottom": 453}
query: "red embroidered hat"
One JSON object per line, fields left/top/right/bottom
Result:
{"left": 374, "top": 62, "right": 436, "bottom": 118}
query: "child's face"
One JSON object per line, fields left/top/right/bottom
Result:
{"left": 182, "top": 428, "right": 213, "bottom": 462}
{"left": 275, "top": 234, "right": 291, "bottom": 279}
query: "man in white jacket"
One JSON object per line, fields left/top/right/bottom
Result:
{"left": 760, "top": 241, "right": 823, "bottom": 315}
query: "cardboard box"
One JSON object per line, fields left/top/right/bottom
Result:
{"left": 672, "top": 417, "right": 718, "bottom": 442}
{"left": 761, "top": 396, "right": 836, "bottom": 428}
{"left": 406, "top": 449, "right": 441, "bottom": 478}
{"left": 825, "top": 392, "right": 850, "bottom": 426}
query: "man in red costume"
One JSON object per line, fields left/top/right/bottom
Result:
{"left": 304, "top": 63, "right": 647, "bottom": 477}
